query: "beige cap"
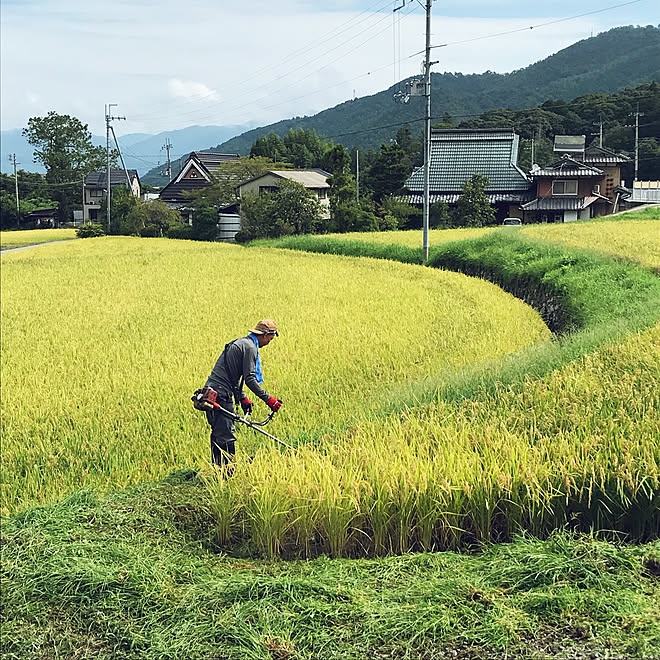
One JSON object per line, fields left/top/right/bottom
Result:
{"left": 249, "top": 319, "right": 279, "bottom": 336}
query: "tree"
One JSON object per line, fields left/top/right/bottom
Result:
{"left": 364, "top": 142, "right": 410, "bottom": 203}
{"left": 323, "top": 145, "right": 361, "bottom": 233}
{"left": 1, "top": 170, "right": 58, "bottom": 229}
{"left": 251, "top": 132, "right": 286, "bottom": 162}
{"left": 238, "top": 181, "right": 324, "bottom": 241}
{"left": 23, "top": 112, "right": 113, "bottom": 225}
{"left": 191, "top": 202, "right": 220, "bottom": 241}
{"left": 99, "top": 186, "right": 139, "bottom": 235}
{"left": 429, "top": 200, "right": 450, "bottom": 228}
{"left": 450, "top": 174, "right": 495, "bottom": 227}
{"left": 142, "top": 200, "right": 184, "bottom": 237}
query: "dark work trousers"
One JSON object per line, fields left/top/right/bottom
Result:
{"left": 205, "top": 394, "right": 236, "bottom": 467}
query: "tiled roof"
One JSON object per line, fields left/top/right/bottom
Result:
{"left": 405, "top": 129, "right": 530, "bottom": 194}
{"left": 521, "top": 195, "right": 611, "bottom": 211}
{"left": 530, "top": 155, "right": 603, "bottom": 178}
{"left": 159, "top": 178, "right": 211, "bottom": 202}
{"left": 553, "top": 135, "right": 585, "bottom": 154}
{"left": 85, "top": 169, "right": 139, "bottom": 188}
{"left": 583, "top": 143, "right": 631, "bottom": 165}
{"left": 401, "top": 191, "right": 533, "bottom": 205}
{"left": 192, "top": 152, "right": 240, "bottom": 174}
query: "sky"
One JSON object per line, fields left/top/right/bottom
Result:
{"left": 1, "top": 0, "right": 657, "bottom": 138}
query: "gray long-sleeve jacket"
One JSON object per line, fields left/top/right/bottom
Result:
{"left": 205, "top": 336, "right": 270, "bottom": 403}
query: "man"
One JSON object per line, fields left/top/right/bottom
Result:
{"left": 204, "top": 319, "right": 283, "bottom": 467}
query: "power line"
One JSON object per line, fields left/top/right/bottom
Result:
{"left": 130, "top": 0, "right": 401, "bottom": 122}
{"left": 411, "top": 0, "right": 644, "bottom": 55}
{"left": 131, "top": 0, "right": 648, "bottom": 131}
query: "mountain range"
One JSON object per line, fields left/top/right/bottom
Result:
{"left": 0, "top": 123, "right": 256, "bottom": 178}
{"left": 3, "top": 25, "right": 658, "bottom": 186}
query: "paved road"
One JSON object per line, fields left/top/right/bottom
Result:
{"left": 0, "top": 239, "right": 75, "bottom": 254}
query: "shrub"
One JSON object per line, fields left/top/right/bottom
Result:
{"left": 76, "top": 223, "right": 105, "bottom": 238}
{"left": 166, "top": 224, "right": 194, "bottom": 240}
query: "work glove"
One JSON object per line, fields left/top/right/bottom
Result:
{"left": 240, "top": 397, "right": 253, "bottom": 415}
{"left": 266, "top": 396, "right": 283, "bottom": 413}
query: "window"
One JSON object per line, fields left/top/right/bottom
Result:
{"left": 552, "top": 180, "right": 578, "bottom": 195}
{"left": 89, "top": 189, "right": 103, "bottom": 198}
{"left": 259, "top": 186, "right": 279, "bottom": 195}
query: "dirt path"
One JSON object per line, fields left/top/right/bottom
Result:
{"left": 0, "top": 239, "right": 75, "bottom": 254}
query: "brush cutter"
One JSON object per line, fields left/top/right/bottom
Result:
{"left": 192, "top": 387, "right": 293, "bottom": 450}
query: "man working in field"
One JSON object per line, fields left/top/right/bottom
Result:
{"left": 203, "top": 319, "right": 283, "bottom": 467}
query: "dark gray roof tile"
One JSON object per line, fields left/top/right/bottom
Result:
{"left": 405, "top": 129, "right": 530, "bottom": 194}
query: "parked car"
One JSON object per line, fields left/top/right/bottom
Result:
{"left": 502, "top": 218, "right": 522, "bottom": 226}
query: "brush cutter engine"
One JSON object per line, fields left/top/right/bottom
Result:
{"left": 191, "top": 386, "right": 218, "bottom": 411}
{"left": 191, "top": 386, "right": 292, "bottom": 450}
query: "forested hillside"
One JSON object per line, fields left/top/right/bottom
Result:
{"left": 141, "top": 25, "right": 659, "bottom": 185}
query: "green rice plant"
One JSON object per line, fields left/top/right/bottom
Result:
{"left": 0, "top": 227, "right": 76, "bottom": 249}
{"left": 312, "top": 456, "right": 363, "bottom": 558}
{"left": 240, "top": 447, "right": 295, "bottom": 558}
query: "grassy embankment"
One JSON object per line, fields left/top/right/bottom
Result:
{"left": 2, "top": 471, "right": 659, "bottom": 660}
{"left": 194, "top": 220, "right": 660, "bottom": 559}
{"left": 0, "top": 227, "right": 77, "bottom": 250}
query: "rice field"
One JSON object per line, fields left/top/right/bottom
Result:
{"left": 0, "top": 228, "right": 77, "bottom": 250}
{"left": 523, "top": 218, "right": 660, "bottom": 272}
{"left": 0, "top": 236, "right": 548, "bottom": 514}
{"left": 203, "top": 321, "right": 659, "bottom": 557}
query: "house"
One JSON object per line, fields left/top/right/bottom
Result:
{"left": 84, "top": 169, "right": 140, "bottom": 221}
{"left": 237, "top": 169, "right": 331, "bottom": 217}
{"left": 401, "top": 129, "right": 533, "bottom": 220}
{"left": 521, "top": 136, "right": 632, "bottom": 222}
{"left": 25, "top": 207, "right": 58, "bottom": 228}
{"left": 522, "top": 155, "right": 611, "bottom": 223}
{"left": 158, "top": 152, "right": 240, "bottom": 211}
{"left": 581, "top": 142, "right": 631, "bottom": 203}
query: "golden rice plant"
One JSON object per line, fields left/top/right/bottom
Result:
{"left": 0, "top": 228, "right": 77, "bottom": 249}
{"left": 523, "top": 218, "right": 660, "bottom": 271}
{"left": 0, "top": 236, "right": 548, "bottom": 513}
{"left": 200, "top": 321, "right": 659, "bottom": 555}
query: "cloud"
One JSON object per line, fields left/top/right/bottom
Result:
{"left": 1, "top": 0, "right": 653, "bottom": 136}
{"left": 167, "top": 79, "right": 219, "bottom": 102}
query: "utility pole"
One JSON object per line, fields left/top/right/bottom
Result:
{"left": 422, "top": 0, "right": 433, "bottom": 262}
{"left": 162, "top": 138, "right": 173, "bottom": 181}
{"left": 10, "top": 154, "right": 19, "bottom": 218}
{"left": 356, "top": 149, "right": 360, "bottom": 202}
{"left": 631, "top": 103, "right": 644, "bottom": 182}
{"left": 105, "top": 104, "right": 126, "bottom": 230}
{"left": 592, "top": 113, "right": 604, "bottom": 147}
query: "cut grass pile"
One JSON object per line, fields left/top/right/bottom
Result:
{"left": 0, "top": 227, "right": 77, "bottom": 250}
{"left": 0, "top": 236, "right": 547, "bottom": 514}
{"left": 2, "top": 471, "right": 659, "bottom": 660}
